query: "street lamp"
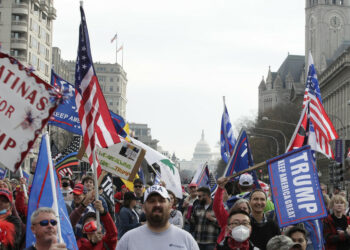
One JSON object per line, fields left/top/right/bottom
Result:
{"left": 328, "top": 114, "right": 346, "bottom": 138}
{"left": 253, "top": 127, "right": 287, "bottom": 152}
{"left": 247, "top": 132, "right": 279, "bottom": 156}
{"left": 261, "top": 117, "right": 297, "bottom": 127}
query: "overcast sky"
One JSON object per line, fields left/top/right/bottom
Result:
{"left": 53, "top": 0, "right": 305, "bottom": 160}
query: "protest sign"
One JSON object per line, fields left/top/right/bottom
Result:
{"left": 0, "top": 52, "right": 57, "bottom": 172}
{"left": 82, "top": 140, "right": 145, "bottom": 181}
{"left": 267, "top": 145, "right": 327, "bottom": 227}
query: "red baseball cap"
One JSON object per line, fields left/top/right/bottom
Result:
{"left": 0, "top": 188, "right": 12, "bottom": 203}
{"left": 188, "top": 183, "right": 198, "bottom": 188}
{"left": 71, "top": 184, "right": 86, "bottom": 195}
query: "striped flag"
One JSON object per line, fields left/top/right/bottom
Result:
{"left": 75, "top": 7, "right": 120, "bottom": 176}
{"left": 55, "top": 152, "right": 78, "bottom": 178}
{"left": 286, "top": 52, "right": 332, "bottom": 250}
{"left": 286, "top": 52, "right": 338, "bottom": 158}
{"left": 111, "top": 33, "right": 117, "bottom": 43}
{"left": 191, "top": 163, "right": 210, "bottom": 188}
{"left": 117, "top": 45, "right": 123, "bottom": 53}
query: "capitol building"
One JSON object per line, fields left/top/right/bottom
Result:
{"left": 179, "top": 130, "right": 220, "bottom": 173}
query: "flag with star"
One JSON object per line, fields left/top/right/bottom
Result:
{"left": 49, "top": 70, "right": 82, "bottom": 135}
{"left": 75, "top": 6, "right": 120, "bottom": 176}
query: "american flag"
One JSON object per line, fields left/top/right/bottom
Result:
{"left": 75, "top": 7, "right": 120, "bottom": 176}
{"left": 286, "top": 52, "right": 338, "bottom": 158}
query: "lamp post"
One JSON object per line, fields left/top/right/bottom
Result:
{"left": 253, "top": 127, "right": 287, "bottom": 152}
{"left": 261, "top": 117, "right": 297, "bottom": 127}
{"left": 247, "top": 132, "right": 279, "bottom": 156}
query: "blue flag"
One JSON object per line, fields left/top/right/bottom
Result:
{"left": 49, "top": 70, "right": 127, "bottom": 138}
{"left": 267, "top": 145, "right": 327, "bottom": 227}
{"left": 304, "top": 219, "right": 325, "bottom": 250}
{"left": 223, "top": 130, "right": 260, "bottom": 188}
{"left": 49, "top": 71, "right": 82, "bottom": 135}
{"left": 191, "top": 163, "right": 210, "bottom": 188}
{"left": 26, "top": 135, "right": 78, "bottom": 249}
{"left": 220, "top": 104, "right": 236, "bottom": 163}
{"left": 0, "top": 168, "right": 7, "bottom": 179}
{"left": 22, "top": 170, "right": 29, "bottom": 185}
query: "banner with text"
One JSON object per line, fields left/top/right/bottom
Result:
{"left": 0, "top": 52, "right": 57, "bottom": 172}
{"left": 267, "top": 145, "right": 327, "bottom": 227}
{"left": 82, "top": 140, "right": 145, "bottom": 181}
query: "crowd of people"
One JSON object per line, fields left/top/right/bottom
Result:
{"left": 0, "top": 172, "right": 350, "bottom": 249}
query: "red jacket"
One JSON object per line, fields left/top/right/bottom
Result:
{"left": 323, "top": 213, "right": 350, "bottom": 250}
{"left": 15, "top": 187, "right": 27, "bottom": 219}
{"left": 77, "top": 212, "right": 118, "bottom": 250}
{"left": 213, "top": 186, "right": 229, "bottom": 244}
{"left": 114, "top": 192, "right": 124, "bottom": 214}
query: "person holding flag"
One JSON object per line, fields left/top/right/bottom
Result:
{"left": 25, "top": 207, "right": 67, "bottom": 250}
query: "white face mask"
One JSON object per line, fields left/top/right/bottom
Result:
{"left": 231, "top": 225, "right": 250, "bottom": 242}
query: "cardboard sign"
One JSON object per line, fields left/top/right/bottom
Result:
{"left": 0, "top": 53, "right": 57, "bottom": 172}
{"left": 267, "top": 146, "right": 327, "bottom": 227}
{"left": 82, "top": 141, "right": 145, "bottom": 181}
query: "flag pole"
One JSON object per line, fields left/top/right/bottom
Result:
{"left": 121, "top": 44, "right": 124, "bottom": 68}
{"left": 225, "top": 160, "right": 267, "bottom": 180}
{"left": 115, "top": 34, "right": 118, "bottom": 64}
{"left": 92, "top": 147, "right": 100, "bottom": 230}
{"left": 222, "top": 96, "right": 230, "bottom": 159}
{"left": 44, "top": 132, "right": 63, "bottom": 243}
{"left": 18, "top": 167, "right": 28, "bottom": 200}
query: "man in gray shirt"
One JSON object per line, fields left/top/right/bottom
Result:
{"left": 116, "top": 185, "right": 199, "bottom": 250}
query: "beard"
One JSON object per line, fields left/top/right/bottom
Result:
{"left": 146, "top": 206, "right": 170, "bottom": 228}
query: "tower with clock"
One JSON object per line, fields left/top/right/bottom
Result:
{"left": 305, "top": 0, "right": 350, "bottom": 73}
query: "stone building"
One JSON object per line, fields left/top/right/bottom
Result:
{"left": 258, "top": 55, "right": 305, "bottom": 115}
{"left": 0, "top": 0, "right": 56, "bottom": 82}
{"left": 52, "top": 47, "right": 128, "bottom": 118}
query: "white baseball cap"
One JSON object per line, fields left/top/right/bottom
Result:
{"left": 239, "top": 173, "right": 254, "bottom": 186}
{"left": 144, "top": 185, "right": 170, "bottom": 202}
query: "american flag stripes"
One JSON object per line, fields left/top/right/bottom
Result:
{"left": 286, "top": 52, "right": 338, "bottom": 158}
{"left": 75, "top": 7, "right": 120, "bottom": 175}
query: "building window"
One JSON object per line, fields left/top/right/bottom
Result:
{"left": 117, "top": 85, "right": 120, "bottom": 93}
{"left": 110, "top": 77, "right": 114, "bottom": 82}
{"left": 109, "top": 86, "right": 113, "bottom": 91}
{"left": 109, "top": 101, "right": 113, "bottom": 106}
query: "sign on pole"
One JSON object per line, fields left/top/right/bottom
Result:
{"left": 0, "top": 53, "right": 57, "bottom": 172}
{"left": 81, "top": 140, "right": 145, "bottom": 181}
{"left": 267, "top": 145, "right": 327, "bottom": 227}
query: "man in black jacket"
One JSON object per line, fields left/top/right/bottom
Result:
{"left": 249, "top": 189, "right": 280, "bottom": 250}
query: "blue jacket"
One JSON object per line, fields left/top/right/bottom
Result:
{"left": 118, "top": 207, "right": 141, "bottom": 238}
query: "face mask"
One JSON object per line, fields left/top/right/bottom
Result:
{"left": 231, "top": 225, "right": 250, "bottom": 242}
{"left": 0, "top": 209, "right": 7, "bottom": 215}
{"left": 62, "top": 182, "right": 69, "bottom": 188}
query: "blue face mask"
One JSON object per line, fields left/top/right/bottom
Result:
{"left": 0, "top": 209, "right": 7, "bottom": 215}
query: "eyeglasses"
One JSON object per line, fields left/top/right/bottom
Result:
{"left": 134, "top": 185, "right": 143, "bottom": 188}
{"left": 34, "top": 219, "right": 58, "bottom": 227}
{"left": 228, "top": 220, "right": 250, "bottom": 228}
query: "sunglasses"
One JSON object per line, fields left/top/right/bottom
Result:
{"left": 134, "top": 185, "right": 143, "bottom": 188}
{"left": 35, "top": 219, "right": 58, "bottom": 227}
